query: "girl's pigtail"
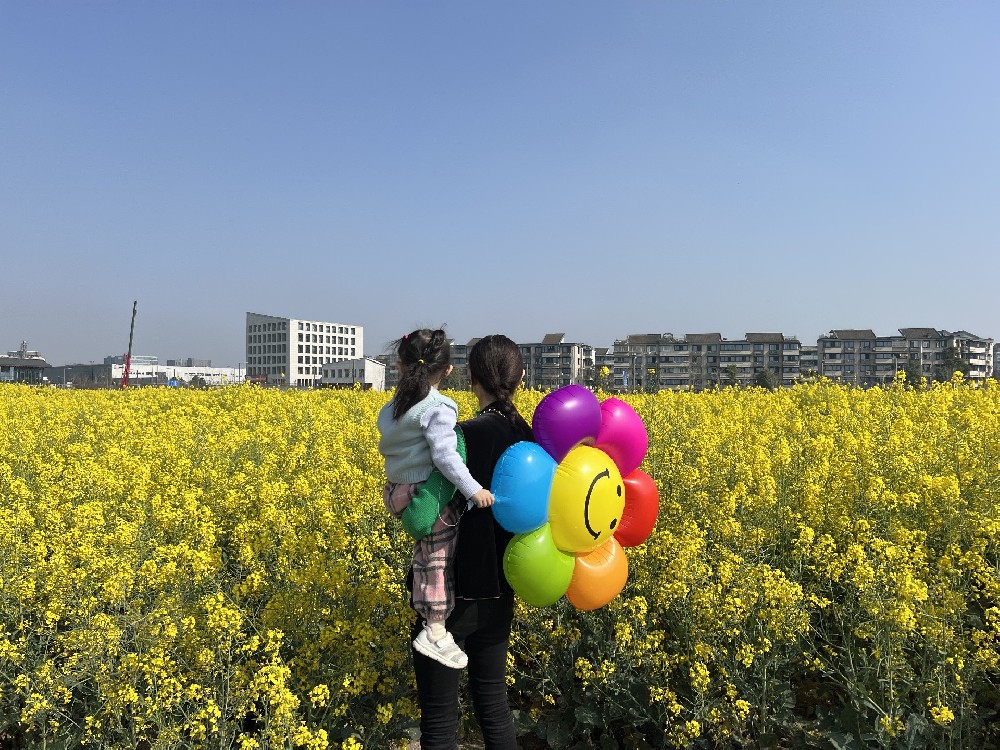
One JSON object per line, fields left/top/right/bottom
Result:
{"left": 390, "top": 328, "right": 452, "bottom": 419}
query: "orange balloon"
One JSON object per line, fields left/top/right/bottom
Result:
{"left": 564, "top": 537, "right": 628, "bottom": 611}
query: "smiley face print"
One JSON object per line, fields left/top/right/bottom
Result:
{"left": 548, "top": 445, "right": 626, "bottom": 553}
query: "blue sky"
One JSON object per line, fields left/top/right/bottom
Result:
{"left": 3, "top": 2, "right": 998, "bottom": 366}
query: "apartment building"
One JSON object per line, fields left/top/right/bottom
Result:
{"left": 745, "top": 333, "right": 802, "bottom": 387}
{"left": 951, "top": 330, "right": 994, "bottom": 380}
{"left": 303, "top": 322, "right": 995, "bottom": 394}
{"left": 817, "top": 329, "right": 879, "bottom": 386}
{"left": 799, "top": 345, "right": 819, "bottom": 378}
{"left": 245, "top": 312, "right": 363, "bottom": 387}
{"left": 819, "top": 328, "right": 995, "bottom": 385}
{"left": 611, "top": 332, "right": 802, "bottom": 391}
{"left": 520, "top": 333, "right": 595, "bottom": 390}
{"left": 611, "top": 333, "right": 667, "bottom": 391}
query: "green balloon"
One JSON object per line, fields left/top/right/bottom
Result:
{"left": 503, "top": 524, "right": 575, "bottom": 607}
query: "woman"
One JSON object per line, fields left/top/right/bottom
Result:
{"left": 409, "top": 334, "right": 533, "bottom": 749}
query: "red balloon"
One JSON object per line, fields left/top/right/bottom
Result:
{"left": 614, "top": 469, "right": 659, "bottom": 547}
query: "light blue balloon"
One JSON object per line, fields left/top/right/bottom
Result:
{"left": 491, "top": 441, "right": 556, "bottom": 534}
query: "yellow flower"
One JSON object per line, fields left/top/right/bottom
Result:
{"left": 930, "top": 704, "right": 955, "bottom": 726}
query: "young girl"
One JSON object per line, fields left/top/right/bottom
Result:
{"left": 377, "top": 328, "right": 494, "bottom": 669}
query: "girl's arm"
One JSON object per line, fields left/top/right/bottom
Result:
{"left": 422, "top": 403, "right": 490, "bottom": 503}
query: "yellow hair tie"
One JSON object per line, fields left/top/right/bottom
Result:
{"left": 417, "top": 359, "right": 425, "bottom": 364}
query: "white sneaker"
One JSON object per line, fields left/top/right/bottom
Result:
{"left": 413, "top": 628, "right": 468, "bottom": 669}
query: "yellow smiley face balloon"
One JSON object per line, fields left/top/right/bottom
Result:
{"left": 548, "top": 445, "right": 625, "bottom": 553}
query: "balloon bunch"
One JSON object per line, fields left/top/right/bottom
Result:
{"left": 491, "top": 385, "right": 659, "bottom": 610}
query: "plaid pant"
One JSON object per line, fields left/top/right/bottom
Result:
{"left": 384, "top": 481, "right": 462, "bottom": 622}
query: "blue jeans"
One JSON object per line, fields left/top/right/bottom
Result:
{"left": 411, "top": 593, "right": 518, "bottom": 749}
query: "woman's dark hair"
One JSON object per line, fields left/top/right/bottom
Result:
{"left": 391, "top": 328, "right": 451, "bottom": 419}
{"left": 468, "top": 334, "right": 528, "bottom": 429}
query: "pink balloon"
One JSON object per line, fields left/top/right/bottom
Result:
{"left": 594, "top": 398, "right": 649, "bottom": 477}
{"left": 532, "top": 385, "right": 602, "bottom": 463}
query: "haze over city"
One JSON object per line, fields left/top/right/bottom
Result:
{"left": 3, "top": 3, "right": 998, "bottom": 367}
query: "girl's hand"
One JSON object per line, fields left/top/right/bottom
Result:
{"left": 470, "top": 488, "right": 494, "bottom": 508}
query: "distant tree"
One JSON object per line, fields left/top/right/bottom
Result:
{"left": 753, "top": 368, "right": 779, "bottom": 391}
{"left": 441, "top": 365, "right": 469, "bottom": 391}
{"left": 902, "top": 358, "right": 924, "bottom": 388}
{"left": 933, "top": 346, "right": 969, "bottom": 382}
{"left": 189, "top": 375, "right": 207, "bottom": 389}
{"left": 723, "top": 365, "right": 739, "bottom": 388}
{"left": 596, "top": 366, "right": 613, "bottom": 393}
{"left": 645, "top": 368, "right": 658, "bottom": 394}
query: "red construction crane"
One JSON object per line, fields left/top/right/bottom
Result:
{"left": 120, "top": 300, "right": 137, "bottom": 389}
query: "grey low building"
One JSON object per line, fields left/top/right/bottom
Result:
{"left": 1, "top": 342, "right": 52, "bottom": 384}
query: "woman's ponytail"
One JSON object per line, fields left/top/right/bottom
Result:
{"left": 468, "top": 335, "right": 528, "bottom": 429}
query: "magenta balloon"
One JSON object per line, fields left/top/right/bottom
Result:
{"left": 532, "top": 385, "right": 602, "bottom": 463}
{"left": 594, "top": 398, "right": 649, "bottom": 477}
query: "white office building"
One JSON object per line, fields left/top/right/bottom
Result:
{"left": 245, "top": 312, "right": 363, "bottom": 388}
{"left": 319, "top": 357, "right": 386, "bottom": 391}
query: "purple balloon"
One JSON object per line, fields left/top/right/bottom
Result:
{"left": 532, "top": 385, "right": 602, "bottom": 463}
{"left": 594, "top": 397, "right": 649, "bottom": 477}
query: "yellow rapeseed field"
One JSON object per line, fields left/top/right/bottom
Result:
{"left": 1, "top": 377, "right": 998, "bottom": 748}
